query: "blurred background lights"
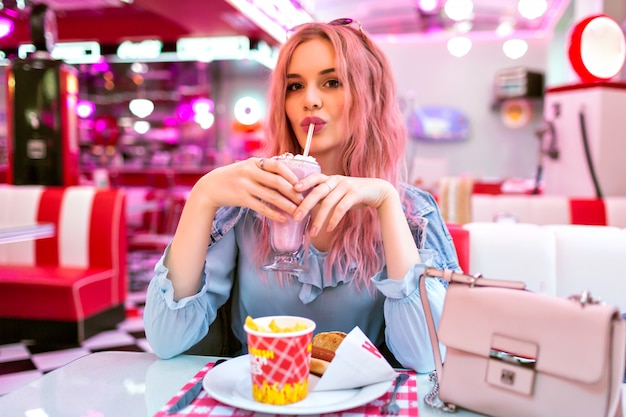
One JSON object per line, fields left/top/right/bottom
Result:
{"left": 194, "top": 112, "right": 215, "bottom": 130}
{"left": 417, "top": 0, "right": 439, "bottom": 13}
{"left": 447, "top": 36, "right": 472, "bottom": 57}
{"left": 133, "top": 120, "right": 151, "bottom": 134}
{"left": 452, "top": 20, "right": 473, "bottom": 33}
{"left": 191, "top": 98, "right": 214, "bottom": 114}
{"left": 176, "top": 103, "right": 193, "bottom": 122}
{"left": 444, "top": 0, "right": 474, "bottom": 22}
{"left": 76, "top": 100, "right": 96, "bottom": 118}
{"left": 503, "top": 38, "right": 529, "bottom": 59}
{"left": 188, "top": 98, "right": 215, "bottom": 129}
{"left": 162, "top": 116, "right": 178, "bottom": 127}
{"left": 130, "top": 62, "right": 149, "bottom": 74}
{"left": 234, "top": 96, "right": 262, "bottom": 125}
{"left": 0, "top": 17, "right": 14, "bottom": 38}
{"left": 496, "top": 18, "right": 515, "bottom": 37}
{"left": 88, "top": 57, "right": 110, "bottom": 73}
{"left": 517, "top": 0, "right": 548, "bottom": 20}
{"left": 128, "top": 98, "right": 154, "bottom": 118}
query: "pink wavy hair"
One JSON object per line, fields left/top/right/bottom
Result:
{"left": 257, "top": 22, "right": 408, "bottom": 287}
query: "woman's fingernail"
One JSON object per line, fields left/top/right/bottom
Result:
{"left": 309, "top": 226, "right": 318, "bottom": 236}
{"left": 294, "top": 182, "right": 303, "bottom": 190}
{"left": 294, "top": 211, "right": 303, "bottom": 221}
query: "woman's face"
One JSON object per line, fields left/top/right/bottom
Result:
{"left": 284, "top": 38, "right": 346, "bottom": 158}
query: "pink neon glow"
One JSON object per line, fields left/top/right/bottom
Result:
{"left": 76, "top": 100, "right": 96, "bottom": 118}
{"left": 176, "top": 103, "right": 193, "bottom": 122}
{"left": 163, "top": 116, "right": 178, "bottom": 127}
{"left": 91, "top": 58, "right": 110, "bottom": 73}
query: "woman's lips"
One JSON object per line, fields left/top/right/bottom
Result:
{"left": 301, "top": 117, "right": 325, "bottom": 134}
{"left": 301, "top": 122, "right": 325, "bottom": 134}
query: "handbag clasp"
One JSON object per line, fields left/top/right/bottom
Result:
{"left": 568, "top": 289, "right": 603, "bottom": 307}
{"left": 487, "top": 336, "right": 538, "bottom": 396}
{"left": 489, "top": 349, "right": 537, "bottom": 369}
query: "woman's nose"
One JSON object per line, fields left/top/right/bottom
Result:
{"left": 304, "top": 87, "right": 322, "bottom": 110}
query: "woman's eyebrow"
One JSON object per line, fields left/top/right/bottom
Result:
{"left": 287, "top": 67, "right": 336, "bottom": 79}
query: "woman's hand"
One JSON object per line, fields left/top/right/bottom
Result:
{"left": 294, "top": 173, "right": 421, "bottom": 279}
{"left": 167, "top": 156, "right": 316, "bottom": 299}
{"left": 293, "top": 174, "right": 396, "bottom": 236}
{"left": 194, "top": 157, "right": 306, "bottom": 222}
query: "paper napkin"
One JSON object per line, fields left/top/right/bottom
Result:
{"left": 312, "top": 326, "right": 397, "bottom": 391}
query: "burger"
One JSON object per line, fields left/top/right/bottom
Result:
{"left": 309, "top": 331, "right": 347, "bottom": 377}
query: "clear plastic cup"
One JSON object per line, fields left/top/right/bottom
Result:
{"left": 261, "top": 155, "right": 320, "bottom": 273}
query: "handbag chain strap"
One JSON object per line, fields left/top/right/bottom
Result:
{"left": 423, "top": 371, "right": 457, "bottom": 412}
{"left": 419, "top": 269, "right": 457, "bottom": 413}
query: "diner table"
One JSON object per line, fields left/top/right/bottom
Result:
{"left": 0, "top": 222, "right": 55, "bottom": 245}
{"left": 0, "top": 351, "right": 623, "bottom": 417}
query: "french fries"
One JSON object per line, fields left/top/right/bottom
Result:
{"left": 245, "top": 315, "right": 309, "bottom": 333}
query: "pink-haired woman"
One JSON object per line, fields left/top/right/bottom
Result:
{"left": 144, "top": 20, "right": 459, "bottom": 373}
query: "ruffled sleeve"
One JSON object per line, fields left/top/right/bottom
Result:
{"left": 144, "top": 232, "right": 237, "bottom": 359}
{"left": 371, "top": 249, "right": 447, "bottom": 373}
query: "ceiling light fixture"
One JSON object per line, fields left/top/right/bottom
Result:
{"left": 444, "top": 0, "right": 474, "bottom": 22}
{"left": 417, "top": 0, "right": 440, "bottom": 13}
{"left": 502, "top": 39, "right": 529, "bottom": 59}
{"left": 129, "top": 98, "right": 154, "bottom": 118}
{"left": 496, "top": 19, "right": 515, "bottom": 37}
{"left": 177, "top": 36, "right": 250, "bottom": 62}
{"left": 133, "top": 120, "right": 150, "bottom": 135}
{"left": 453, "top": 21, "right": 473, "bottom": 33}
{"left": 447, "top": 36, "right": 472, "bottom": 57}
{"left": 517, "top": 0, "right": 547, "bottom": 20}
{"left": 225, "top": 0, "right": 313, "bottom": 43}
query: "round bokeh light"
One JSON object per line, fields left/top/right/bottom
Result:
{"left": 234, "top": 96, "right": 262, "bottom": 126}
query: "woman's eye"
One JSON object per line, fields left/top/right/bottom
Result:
{"left": 286, "top": 82, "right": 303, "bottom": 92}
{"left": 325, "top": 79, "right": 342, "bottom": 88}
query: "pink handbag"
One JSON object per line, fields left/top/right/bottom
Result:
{"left": 419, "top": 267, "right": 625, "bottom": 417}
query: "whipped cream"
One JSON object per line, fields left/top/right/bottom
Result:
{"left": 274, "top": 152, "right": 317, "bottom": 163}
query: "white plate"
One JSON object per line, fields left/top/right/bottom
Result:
{"left": 203, "top": 355, "right": 393, "bottom": 415}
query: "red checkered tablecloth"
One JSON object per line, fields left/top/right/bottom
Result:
{"left": 154, "top": 362, "right": 419, "bottom": 417}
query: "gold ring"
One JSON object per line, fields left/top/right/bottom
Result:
{"left": 259, "top": 158, "right": 266, "bottom": 171}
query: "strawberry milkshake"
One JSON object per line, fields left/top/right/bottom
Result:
{"left": 262, "top": 153, "right": 320, "bottom": 272}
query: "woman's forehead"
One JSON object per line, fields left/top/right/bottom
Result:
{"left": 288, "top": 38, "right": 336, "bottom": 74}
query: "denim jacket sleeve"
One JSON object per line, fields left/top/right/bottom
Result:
{"left": 209, "top": 206, "right": 245, "bottom": 246}
{"left": 402, "top": 184, "right": 460, "bottom": 272}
